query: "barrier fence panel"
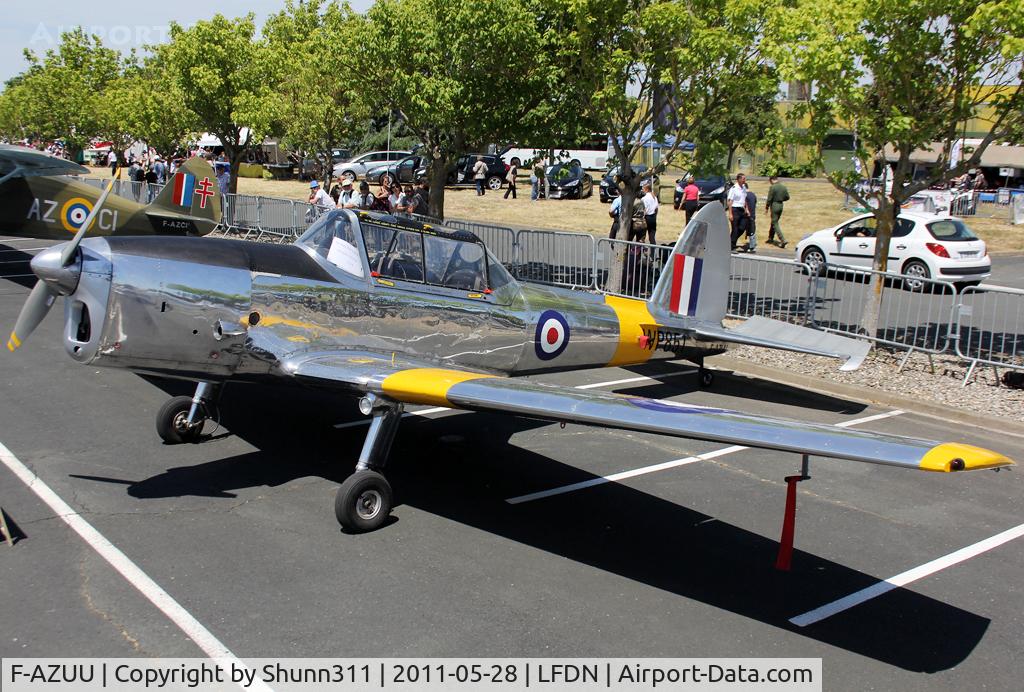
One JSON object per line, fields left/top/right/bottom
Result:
{"left": 444, "top": 219, "right": 517, "bottom": 267}
{"left": 594, "top": 238, "right": 671, "bottom": 300}
{"left": 809, "top": 263, "right": 957, "bottom": 356}
{"left": 257, "top": 197, "right": 301, "bottom": 242}
{"left": 222, "top": 193, "right": 262, "bottom": 238}
{"left": 514, "top": 229, "right": 596, "bottom": 289}
{"left": 728, "top": 255, "right": 815, "bottom": 325}
{"left": 954, "top": 285, "right": 1024, "bottom": 384}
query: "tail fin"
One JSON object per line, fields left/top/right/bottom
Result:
{"left": 649, "top": 201, "right": 730, "bottom": 324}
{"left": 146, "top": 157, "right": 222, "bottom": 236}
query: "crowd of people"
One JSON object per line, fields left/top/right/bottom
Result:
{"left": 308, "top": 175, "right": 432, "bottom": 217}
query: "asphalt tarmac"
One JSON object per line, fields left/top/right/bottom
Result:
{"left": 1, "top": 237, "right": 1022, "bottom": 691}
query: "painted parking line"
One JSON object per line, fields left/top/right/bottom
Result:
{"left": 0, "top": 439, "right": 271, "bottom": 691}
{"left": 0, "top": 247, "right": 48, "bottom": 253}
{"left": 790, "top": 522, "right": 1024, "bottom": 627}
{"left": 0, "top": 273, "right": 35, "bottom": 278}
{"left": 332, "top": 369, "right": 696, "bottom": 429}
{"left": 505, "top": 410, "right": 905, "bottom": 504}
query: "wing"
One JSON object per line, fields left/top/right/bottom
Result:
{"left": 283, "top": 351, "right": 1012, "bottom": 473}
{"left": 0, "top": 144, "right": 89, "bottom": 182}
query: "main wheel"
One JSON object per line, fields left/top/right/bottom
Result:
{"left": 335, "top": 470, "right": 393, "bottom": 532}
{"left": 801, "top": 246, "right": 826, "bottom": 275}
{"left": 901, "top": 259, "right": 930, "bottom": 291}
{"left": 699, "top": 368, "right": 714, "bottom": 388}
{"left": 487, "top": 175, "right": 504, "bottom": 190}
{"left": 156, "top": 395, "right": 204, "bottom": 444}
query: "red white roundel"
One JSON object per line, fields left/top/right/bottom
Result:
{"left": 535, "top": 310, "right": 570, "bottom": 360}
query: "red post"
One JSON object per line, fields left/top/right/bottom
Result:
{"left": 775, "top": 474, "right": 806, "bottom": 571}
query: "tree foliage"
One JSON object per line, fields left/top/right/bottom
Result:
{"left": 157, "top": 14, "right": 283, "bottom": 192}
{"left": 564, "top": 0, "right": 780, "bottom": 223}
{"left": 770, "top": 0, "right": 1024, "bottom": 333}
{"left": 264, "top": 0, "right": 370, "bottom": 182}
{"left": 357, "top": 0, "right": 567, "bottom": 217}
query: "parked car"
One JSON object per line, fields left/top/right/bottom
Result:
{"left": 364, "top": 154, "right": 426, "bottom": 186}
{"left": 544, "top": 162, "right": 593, "bottom": 199}
{"left": 673, "top": 173, "right": 727, "bottom": 208}
{"left": 330, "top": 148, "right": 351, "bottom": 164}
{"left": 599, "top": 164, "right": 658, "bottom": 202}
{"left": 794, "top": 211, "right": 991, "bottom": 290}
{"left": 416, "top": 154, "right": 508, "bottom": 190}
{"left": 333, "top": 150, "right": 412, "bottom": 181}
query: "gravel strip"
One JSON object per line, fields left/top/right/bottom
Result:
{"left": 726, "top": 342, "right": 1024, "bottom": 422}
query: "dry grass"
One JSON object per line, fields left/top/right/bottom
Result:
{"left": 84, "top": 166, "right": 1024, "bottom": 253}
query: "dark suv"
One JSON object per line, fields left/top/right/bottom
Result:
{"left": 417, "top": 154, "right": 509, "bottom": 190}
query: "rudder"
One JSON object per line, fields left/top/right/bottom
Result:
{"left": 146, "top": 158, "right": 222, "bottom": 236}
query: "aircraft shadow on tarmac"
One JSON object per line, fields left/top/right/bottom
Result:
{"left": 0, "top": 243, "right": 39, "bottom": 290}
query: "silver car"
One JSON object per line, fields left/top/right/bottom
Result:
{"left": 332, "top": 151, "right": 411, "bottom": 181}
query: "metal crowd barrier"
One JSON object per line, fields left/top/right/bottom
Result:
{"left": 728, "top": 254, "right": 816, "bottom": 326}
{"left": 445, "top": 219, "right": 517, "bottom": 267}
{"left": 809, "top": 263, "right": 958, "bottom": 363}
{"left": 513, "top": 229, "right": 596, "bottom": 289}
{"left": 594, "top": 238, "right": 671, "bottom": 300}
{"left": 954, "top": 285, "right": 1024, "bottom": 384}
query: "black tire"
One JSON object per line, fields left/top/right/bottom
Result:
{"left": 699, "top": 368, "right": 714, "bottom": 388}
{"left": 487, "top": 175, "right": 503, "bottom": 190}
{"left": 570, "top": 158, "right": 581, "bottom": 168}
{"left": 340, "top": 170, "right": 356, "bottom": 182}
{"left": 335, "top": 470, "right": 393, "bottom": 532}
{"left": 156, "top": 395, "right": 204, "bottom": 444}
{"left": 901, "top": 259, "right": 931, "bottom": 292}
{"left": 801, "top": 246, "right": 826, "bottom": 275}
{"left": 600, "top": 192, "right": 609, "bottom": 203}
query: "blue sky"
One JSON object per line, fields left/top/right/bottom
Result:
{"left": 1, "top": 0, "right": 373, "bottom": 84}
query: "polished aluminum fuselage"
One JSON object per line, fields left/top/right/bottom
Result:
{"left": 62, "top": 214, "right": 725, "bottom": 383}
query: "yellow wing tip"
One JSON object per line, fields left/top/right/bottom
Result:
{"left": 920, "top": 443, "right": 1014, "bottom": 472}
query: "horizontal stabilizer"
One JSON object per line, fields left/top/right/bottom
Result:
{"left": 696, "top": 316, "right": 870, "bottom": 371}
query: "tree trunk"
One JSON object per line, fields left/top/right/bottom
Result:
{"left": 428, "top": 157, "right": 448, "bottom": 220}
{"left": 859, "top": 197, "right": 897, "bottom": 343}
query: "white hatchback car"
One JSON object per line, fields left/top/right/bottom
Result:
{"left": 794, "top": 212, "right": 991, "bottom": 288}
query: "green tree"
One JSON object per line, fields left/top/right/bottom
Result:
{"left": 358, "top": 0, "right": 562, "bottom": 218}
{"left": 158, "top": 14, "right": 283, "bottom": 192}
{"left": 8, "top": 28, "right": 123, "bottom": 159}
{"left": 566, "top": 0, "right": 780, "bottom": 227}
{"left": 264, "top": 0, "right": 370, "bottom": 185}
{"left": 771, "top": 0, "right": 1024, "bottom": 332}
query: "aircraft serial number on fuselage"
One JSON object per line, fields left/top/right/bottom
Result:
{"left": 642, "top": 325, "right": 689, "bottom": 352}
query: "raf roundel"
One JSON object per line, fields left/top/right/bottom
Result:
{"left": 60, "top": 197, "right": 93, "bottom": 233}
{"left": 534, "top": 309, "right": 570, "bottom": 360}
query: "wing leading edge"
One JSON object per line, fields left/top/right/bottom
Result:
{"left": 284, "top": 353, "right": 1012, "bottom": 473}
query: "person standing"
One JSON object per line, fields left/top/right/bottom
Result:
{"left": 412, "top": 181, "right": 430, "bottom": 216}
{"left": 682, "top": 176, "right": 700, "bottom": 223}
{"left": 530, "top": 158, "right": 544, "bottom": 200}
{"left": 472, "top": 156, "right": 488, "bottom": 196}
{"left": 504, "top": 160, "right": 518, "bottom": 199}
{"left": 727, "top": 173, "right": 748, "bottom": 250}
{"left": 608, "top": 195, "right": 622, "bottom": 239}
{"left": 742, "top": 185, "right": 758, "bottom": 253}
{"left": 765, "top": 175, "right": 789, "bottom": 248}
{"left": 641, "top": 182, "right": 659, "bottom": 245}
{"left": 107, "top": 149, "right": 118, "bottom": 176}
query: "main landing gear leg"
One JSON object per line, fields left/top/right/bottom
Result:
{"left": 775, "top": 455, "right": 811, "bottom": 571}
{"left": 156, "top": 381, "right": 219, "bottom": 444}
{"left": 335, "top": 395, "right": 404, "bottom": 532}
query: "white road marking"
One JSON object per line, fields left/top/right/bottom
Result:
{"left": 790, "top": 522, "right": 1024, "bottom": 627}
{"left": 0, "top": 259, "right": 34, "bottom": 264}
{"left": 0, "top": 440, "right": 271, "bottom": 691}
{"left": 0, "top": 273, "right": 35, "bottom": 278}
{"left": 504, "top": 410, "right": 906, "bottom": 504}
{"left": 0, "top": 247, "right": 47, "bottom": 253}
{"left": 331, "top": 370, "right": 695, "bottom": 429}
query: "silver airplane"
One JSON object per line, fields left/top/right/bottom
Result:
{"left": 7, "top": 202, "right": 1012, "bottom": 533}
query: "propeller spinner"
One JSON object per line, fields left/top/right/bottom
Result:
{"left": 7, "top": 178, "right": 116, "bottom": 351}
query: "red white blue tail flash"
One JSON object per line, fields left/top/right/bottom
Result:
{"left": 669, "top": 254, "right": 702, "bottom": 316}
{"left": 171, "top": 173, "right": 196, "bottom": 208}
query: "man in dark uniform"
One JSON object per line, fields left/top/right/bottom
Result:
{"left": 765, "top": 175, "right": 789, "bottom": 248}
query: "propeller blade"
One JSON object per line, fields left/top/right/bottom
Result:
{"left": 59, "top": 176, "right": 116, "bottom": 267}
{"left": 7, "top": 280, "right": 57, "bottom": 351}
